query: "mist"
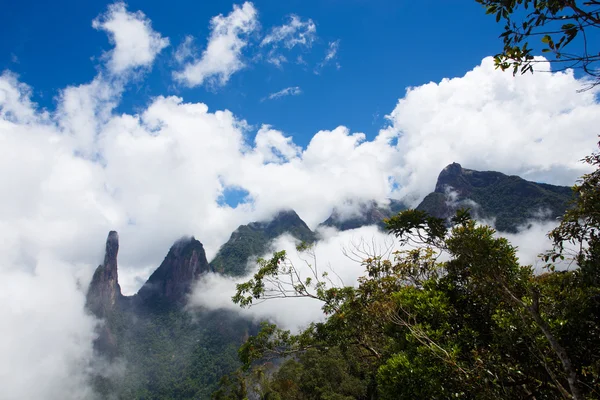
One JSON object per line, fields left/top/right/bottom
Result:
{"left": 189, "top": 218, "right": 563, "bottom": 332}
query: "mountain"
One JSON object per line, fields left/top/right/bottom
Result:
{"left": 320, "top": 199, "right": 408, "bottom": 231}
{"left": 86, "top": 231, "right": 123, "bottom": 357}
{"left": 86, "top": 231, "right": 122, "bottom": 319}
{"left": 318, "top": 165, "right": 572, "bottom": 233}
{"left": 85, "top": 164, "right": 575, "bottom": 398}
{"left": 136, "top": 236, "right": 210, "bottom": 306}
{"left": 209, "top": 209, "right": 316, "bottom": 276}
{"left": 416, "top": 163, "right": 573, "bottom": 232}
{"left": 87, "top": 210, "right": 318, "bottom": 398}
{"left": 87, "top": 232, "right": 256, "bottom": 399}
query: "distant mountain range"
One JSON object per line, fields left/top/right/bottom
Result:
{"left": 86, "top": 163, "right": 574, "bottom": 398}
{"left": 416, "top": 162, "right": 573, "bottom": 232}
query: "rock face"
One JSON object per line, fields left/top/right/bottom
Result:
{"left": 136, "top": 237, "right": 210, "bottom": 305}
{"left": 417, "top": 163, "right": 573, "bottom": 232}
{"left": 87, "top": 232, "right": 212, "bottom": 313}
{"left": 86, "top": 231, "right": 123, "bottom": 319}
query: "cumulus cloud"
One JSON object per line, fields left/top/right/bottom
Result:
{"left": 173, "top": 2, "right": 258, "bottom": 87}
{"left": 386, "top": 57, "right": 599, "bottom": 204}
{"left": 2, "top": 56, "right": 598, "bottom": 294}
{"left": 253, "top": 125, "right": 302, "bottom": 162}
{"left": 92, "top": 2, "right": 169, "bottom": 74}
{"left": 263, "top": 86, "right": 302, "bottom": 101}
{"left": 0, "top": 5, "right": 166, "bottom": 397}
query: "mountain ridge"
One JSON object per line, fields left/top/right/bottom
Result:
{"left": 209, "top": 209, "right": 316, "bottom": 276}
{"left": 416, "top": 163, "right": 573, "bottom": 232}
{"left": 85, "top": 163, "right": 575, "bottom": 398}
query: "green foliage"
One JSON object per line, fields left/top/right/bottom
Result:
{"left": 416, "top": 171, "right": 573, "bottom": 232}
{"left": 476, "top": 0, "right": 600, "bottom": 88}
{"left": 222, "top": 168, "right": 600, "bottom": 399}
{"left": 271, "top": 348, "right": 368, "bottom": 400}
{"left": 210, "top": 211, "right": 316, "bottom": 276}
{"left": 93, "top": 303, "right": 257, "bottom": 399}
{"left": 546, "top": 141, "right": 600, "bottom": 284}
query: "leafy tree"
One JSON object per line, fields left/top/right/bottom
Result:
{"left": 546, "top": 139, "right": 600, "bottom": 283}
{"left": 476, "top": 0, "right": 600, "bottom": 88}
{"left": 224, "top": 193, "right": 600, "bottom": 398}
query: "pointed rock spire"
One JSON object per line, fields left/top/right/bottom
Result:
{"left": 86, "top": 231, "right": 123, "bottom": 318}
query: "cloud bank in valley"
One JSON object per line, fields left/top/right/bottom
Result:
{"left": 1, "top": 1, "right": 599, "bottom": 398}
{"left": 190, "top": 218, "right": 565, "bottom": 332}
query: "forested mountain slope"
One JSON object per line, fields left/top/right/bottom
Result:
{"left": 209, "top": 210, "right": 316, "bottom": 276}
{"left": 416, "top": 163, "right": 573, "bottom": 232}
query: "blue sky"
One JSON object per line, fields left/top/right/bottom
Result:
{"left": 1, "top": 0, "right": 598, "bottom": 264}
{"left": 1, "top": 0, "right": 598, "bottom": 247}
{"left": 1, "top": 0, "right": 508, "bottom": 146}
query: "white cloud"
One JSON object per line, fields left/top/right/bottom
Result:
{"left": 263, "top": 86, "right": 302, "bottom": 101}
{"left": 92, "top": 2, "right": 169, "bottom": 74}
{"left": 173, "top": 35, "right": 195, "bottom": 64}
{"left": 261, "top": 15, "right": 316, "bottom": 49}
{"left": 266, "top": 53, "right": 287, "bottom": 68}
{"left": 323, "top": 40, "right": 339, "bottom": 62}
{"left": 174, "top": 2, "right": 258, "bottom": 87}
{"left": 189, "top": 226, "right": 395, "bottom": 331}
{"left": 315, "top": 39, "right": 340, "bottom": 73}
{"left": 0, "top": 256, "right": 98, "bottom": 400}
{"left": 2, "top": 56, "right": 597, "bottom": 293}
{"left": 260, "top": 15, "right": 316, "bottom": 69}
{"left": 253, "top": 125, "right": 302, "bottom": 163}
{"left": 385, "top": 56, "right": 599, "bottom": 204}
{"left": 189, "top": 219, "right": 562, "bottom": 332}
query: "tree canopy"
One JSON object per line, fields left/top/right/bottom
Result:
{"left": 477, "top": 0, "right": 600, "bottom": 88}
{"left": 216, "top": 143, "right": 600, "bottom": 399}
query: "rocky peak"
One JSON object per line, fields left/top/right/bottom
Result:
{"left": 104, "top": 230, "right": 119, "bottom": 270}
{"left": 86, "top": 231, "right": 123, "bottom": 319}
{"left": 434, "top": 163, "right": 470, "bottom": 195}
{"left": 417, "top": 164, "right": 573, "bottom": 232}
{"left": 136, "top": 236, "right": 210, "bottom": 305}
{"left": 265, "top": 210, "right": 310, "bottom": 235}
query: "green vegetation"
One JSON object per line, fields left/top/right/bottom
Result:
{"left": 416, "top": 165, "right": 573, "bottom": 232}
{"left": 219, "top": 145, "right": 600, "bottom": 399}
{"left": 477, "top": 0, "right": 600, "bottom": 88}
{"left": 210, "top": 210, "right": 316, "bottom": 276}
{"left": 93, "top": 303, "right": 257, "bottom": 399}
